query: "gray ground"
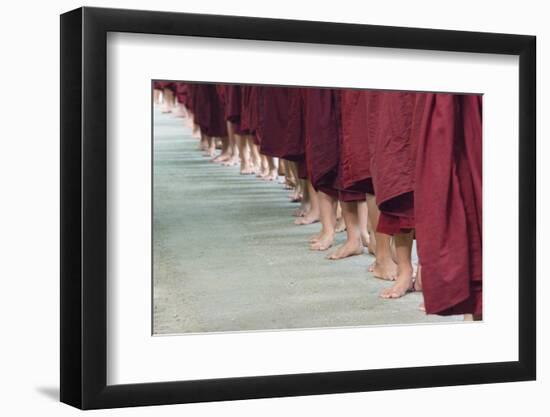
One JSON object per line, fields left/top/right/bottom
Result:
{"left": 153, "top": 109, "right": 459, "bottom": 334}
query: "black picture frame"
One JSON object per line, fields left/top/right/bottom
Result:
{"left": 60, "top": 6, "right": 536, "bottom": 410}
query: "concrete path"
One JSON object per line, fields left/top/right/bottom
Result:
{"left": 153, "top": 109, "right": 459, "bottom": 334}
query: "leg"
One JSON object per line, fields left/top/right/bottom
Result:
{"left": 212, "top": 136, "right": 230, "bottom": 162}
{"left": 327, "top": 201, "right": 365, "bottom": 259}
{"left": 248, "top": 137, "right": 262, "bottom": 173}
{"left": 199, "top": 131, "right": 208, "bottom": 151}
{"left": 224, "top": 122, "right": 240, "bottom": 166}
{"left": 265, "top": 156, "right": 279, "bottom": 181}
{"left": 295, "top": 180, "right": 320, "bottom": 225}
{"left": 257, "top": 155, "right": 269, "bottom": 177}
{"left": 153, "top": 89, "right": 162, "bottom": 105}
{"left": 367, "top": 194, "right": 398, "bottom": 280}
{"left": 236, "top": 134, "right": 253, "bottom": 174}
{"left": 309, "top": 191, "right": 337, "bottom": 251}
{"left": 292, "top": 178, "right": 309, "bottom": 217}
{"left": 357, "top": 199, "right": 369, "bottom": 247}
{"left": 161, "top": 88, "right": 175, "bottom": 113}
{"left": 206, "top": 135, "right": 216, "bottom": 157}
{"left": 380, "top": 230, "right": 414, "bottom": 298}
{"left": 335, "top": 202, "right": 346, "bottom": 233}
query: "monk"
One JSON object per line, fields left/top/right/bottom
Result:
{"left": 224, "top": 85, "right": 252, "bottom": 173}
{"left": 241, "top": 85, "right": 262, "bottom": 174}
{"left": 414, "top": 93, "right": 482, "bottom": 319}
{"left": 361, "top": 91, "right": 420, "bottom": 298}
{"left": 302, "top": 88, "right": 343, "bottom": 251}
{"left": 192, "top": 83, "right": 228, "bottom": 157}
{"left": 326, "top": 89, "right": 375, "bottom": 260}
{"left": 173, "top": 82, "right": 190, "bottom": 118}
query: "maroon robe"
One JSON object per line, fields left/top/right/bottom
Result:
{"left": 258, "top": 86, "right": 289, "bottom": 157}
{"left": 258, "top": 87, "right": 306, "bottom": 162}
{"left": 366, "top": 91, "right": 419, "bottom": 234}
{"left": 192, "top": 84, "right": 227, "bottom": 138}
{"left": 338, "top": 89, "right": 374, "bottom": 195}
{"left": 223, "top": 85, "right": 247, "bottom": 135}
{"left": 174, "top": 82, "right": 189, "bottom": 104}
{"left": 155, "top": 81, "right": 176, "bottom": 92}
{"left": 302, "top": 88, "right": 365, "bottom": 202}
{"left": 241, "top": 85, "right": 262, "bottom": 142}
{"left": 303, "top": 88, "right": 340, "bottom": 194}
{"left": 415, "top": 94, "right": 482, "bottom": 316}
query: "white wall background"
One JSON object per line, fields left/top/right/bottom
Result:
{"left": 0, "top": 0, "right": 545, "bottom": 415}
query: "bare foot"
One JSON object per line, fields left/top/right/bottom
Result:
{"left": 212, "top": 153, "right": 231, "bottom": 163}
{"left": 335, "top": 217, "right": 346, "bottom": 233}
{"left": 257, "top": 168, "right": 269, "bottom": 178}
{"left": 240, "top": 164, "right": 255, "bottom": 175}
{"left": 309, "top": 232, "right": 334, "bottom": 251}
{"left": 379, "top": 266, "right": 414, "bottom": 299}
{"left": 367, "top": 236, "right": 376, "bottom": 255}
{"left": 292, "top": 207, "right": 308, "bottom": 217}
{"left": 223, "top": 157, "right": 239, "bottom": 167}
{"left": 264, "top": 170, "right": 279, "bottom": 182}
{"left": 294, "top": 211, "right": 320, "bottom": 225}
{"left": 288, "top": 190, "right": 302, "bottom": 202}
{"left": 327, "top": 239, "right": 364, "bottom": 260}
{"left": 361, "top": 230, "right": 369, "bottom": 248}
{"left": 309, "top": 232, "right": 322, "bottom": 243}
{"left": 370, "top": 258, "right": 398, "bottom": 281}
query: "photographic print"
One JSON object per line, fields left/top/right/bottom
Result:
{"left": 152, "top": 82, "right": 482, "bottom": 335}
{"left": 60, "top": 7, "right": 536, "bottom": 408}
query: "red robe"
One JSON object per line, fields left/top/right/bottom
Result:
{"left": 192, "top": 84, "right": 227, "bottom": 138}
{"left": 258, "top": 86, "right": 289, "bottom": 157}
{"left": 339, "top": 90, "right": 373, "bottom": 195}
{"left": 174, "top": 82, "right": 189, "bottom": 105}
{"left": 241, "top": 85, "right": 262, "bottom": 142}
{"left": 258, "top": 87, "right": 306, "bottom": 163}
{"left": 303, "top": 88, "right": 340, "bottom": 193}
{"left": 366, "top": 91, "right": 419, "bottom": 234}
{"left": 155, "top": 81, "right": 176, "bottom": 92}
{"left": 415, "top": 94, "right": 482, "bottom": 316}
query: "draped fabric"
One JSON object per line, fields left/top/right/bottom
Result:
{"left": 155, "top": 81, "right": 176, "bottom": 91}
{"left": 339, "top": 90, "right": 374, "bottom": 194}
{"left": 366, "top": 91, "right": 419, "bottom": 234}
{"left": 303, "top": 88, "right": 341, "bottom": 191}
{"left": 174, "top": 82, "right": 189, "bottom": 104}
{"left": 192, "top": 84, "right": 227, "bottom": 137}
{"left": 240, "top": 85, "right": 262, "bottom": 141}
{"left": 258, "top": 87, "right": 307, "bottom": 162}
{"left": 415, "top": 94, "right": 482, "bottom": 315}
{"left": 224, "top": 85, "right": 242, "bottom": 122}
{"left": 258, "top": 86, "right": 290, "bottom": 157}
{"left": 184, "top": 83, "right": 195, "bottom": 113}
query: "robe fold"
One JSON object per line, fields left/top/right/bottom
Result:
{"left": 192, "top": 84, "right": 227, "bottom": 137}
{"left": 366, "top": 91, "right": 419, "bottom": 234}
{"left": 258, "top": 87, "right": 290, "bottom": 157}
{"left": 339, "top": 90, "right": 374, "bottom": 195}
{"left": 414, "top": 94, "right": 482, "bottom": 316}
{"left": 303, "top": 88, "right": 340, "bottom": 192}
{"left": 174, "top": 82, "right": 189, "bottom": 104}
{"left": 241, "top": 85, "right": 262, "bottom": 142}
{"left": 259, "top": 87, "right": 306, "bottom": 162}
{"left": 156, "top": 81, "right": 176, "bottom": 92}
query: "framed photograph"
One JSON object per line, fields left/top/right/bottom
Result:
{"left": 60, "top": 6, "right": 536, "bottom": 410}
